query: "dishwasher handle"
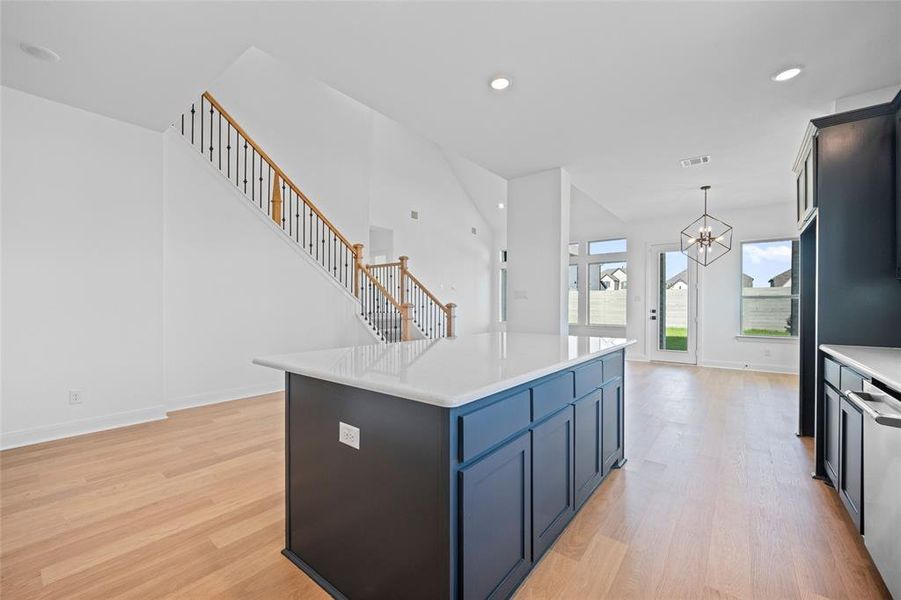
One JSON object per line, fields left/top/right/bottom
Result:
{"left": 847, "top": 391, "right": 901, "bottom": 429}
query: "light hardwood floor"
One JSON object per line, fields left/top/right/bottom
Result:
{"left": 1, "top": 363, "right": 890, "bottom": 599}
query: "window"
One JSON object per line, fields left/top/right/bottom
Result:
{"left": 499, "top": 250, "right": 507, "bottom": 322}
{"left": 588, "top": 238, "right": 627, "bottom": 255}
{"left": 568, "top": 265, "right": 579, "bottom": 324}
{"left": 588, "top": 261, "right": 627, "bottom": 326}
{"left": 740, "top": 239, "right": 799, "bottom": 337}
{"left": 499, "top": 268, "right": 507, "bottom": 322}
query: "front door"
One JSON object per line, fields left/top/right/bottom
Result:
{"left": 647, "top": 244, "right": 697, "bottom": 364}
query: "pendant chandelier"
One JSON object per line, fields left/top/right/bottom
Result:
{"left": 680, "top": 185, "right": 732, "bottom": 266}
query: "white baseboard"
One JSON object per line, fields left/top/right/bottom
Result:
{"left": 625, "top": 354, "right": 649, "bottom": 363}
{"left": 0, "top": 405, "right": 168, "bottom": 451}
{"left": 698, "top": 359, "right": 798, "bottom": 375}
{"left": 166, "top": 382, "right": 284, "bottom": 412}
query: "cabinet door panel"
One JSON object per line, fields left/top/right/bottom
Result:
{"left": 532, "top": 406, "right": 575, "bottom": 560}
{"left": 602, "top": 380, "right": 624, "bottom": 473}
{"left": 460, "top": 432, "right": 531, "bottom": 600}
{"left": 573, "top": 390, "right": 602, "bottom": 509}
{"left": 824, "top": 385, "right": 840, "bottom": 486}
{"left": 839, "top": 398, "right": 863, "bottom": 533}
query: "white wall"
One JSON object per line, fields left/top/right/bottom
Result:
{"left": 369, "top": 115, "right": 493, "bottom": 335}
{"left": 569, "top": 198, "right": 800, "bottom": 373}
{"left": 506, "top": 169, "right": 571, "bottom": 335}
{"left": 163, "top": 131, "right": 373, "bottom": 409}
{"left": 1, "top": 87, "right": 165, "bottom": 448}
{"left": 1, "top": 49, "right": 500, "bottom": 447}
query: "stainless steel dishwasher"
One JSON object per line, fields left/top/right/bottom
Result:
{"left": 849, "top": 381, "right": 901, "bottom": 599}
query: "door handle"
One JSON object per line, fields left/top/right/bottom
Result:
{"left": 649, "top": 316, "right": 657, "bottom": 320}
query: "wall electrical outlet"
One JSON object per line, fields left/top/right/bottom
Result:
{"left": 68, "top": 390, "right": 82, "bottom": 405}
{"left": 339, "top": 422, "right": 360, "bottom": 450}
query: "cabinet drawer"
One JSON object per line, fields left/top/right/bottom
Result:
{"left": 459, "top": 391, "right": 531, "bottom": 462}
{"left": 573, "top": 360, "right": 604, "bottom": 398}
{"left": 840, "top": 366, "right": 866, "bottom": 394}
{"left": 823, "top": 356, "right": 841, "bottom": 390}
{"left": 532, "top": 372, "right": 574, "bottom": 422}
{"left": 602, "top": 352, "right": 624, "bottom": 382}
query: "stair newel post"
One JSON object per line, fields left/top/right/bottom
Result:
{"left": 401, "top": 302, "right": 414, "bottom": 342}
{"left": 353, "top": 244, "right": 364, "bottom": 298}
{"left": 398, "top": 256, "right": 409, "bottom": 305}
{"left": 271, "top": 172, "right": 283, "bottom": 225}
{"left": 446, "top": 303, "right": 457, "bottom": 338}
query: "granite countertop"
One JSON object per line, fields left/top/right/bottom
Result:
{"left": 254, "top": 332, "right": 635, "bottom": 407}
{"left": 820, "top": 344, "right": 901, "bottom": 393}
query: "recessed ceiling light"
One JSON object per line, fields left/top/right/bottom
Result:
{"left": 20, "top": 43, "right": 61, "bottom": 63}
{"left": 771, "top": 66, "right": 802, "bottom": 82}
{"left": 489, "top": 76, "right": 512, "bottom": 91}
{"left": 498, "top": 202, "right": 505, "bottom": 209}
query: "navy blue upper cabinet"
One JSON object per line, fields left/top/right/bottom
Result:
{"left": 602, "top": 379, "right": 624, "bottom": 473}
{"left": 896, "top": 101, "right": 901, "bottom": 279}
{"left": 459, "top": 431, "right": 532, "bottom": 600}
{"left": 531, "top": 406, "right": 575, "bottom": 561}
{"left": 573, "top": 389, "right": 603, "bottom": 509}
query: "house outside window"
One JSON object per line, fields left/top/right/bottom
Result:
{"left": 588, "top": 261, "right": 627, "bottom": 325}
{"left": 740, "top": 239, "right": 799, "bottom": 337}
{"left": 569, "top": 238, "right": 628, "bottom": 329}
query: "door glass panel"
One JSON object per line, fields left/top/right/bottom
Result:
{"left": 658, "top": 251, "right": 688, "bottom": 351}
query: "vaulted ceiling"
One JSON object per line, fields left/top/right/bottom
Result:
{"left": 3, "top": 1, "right": 899, "bottom": 220}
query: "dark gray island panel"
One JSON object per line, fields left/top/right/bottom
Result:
{"left": 282, "top": 347, "right": 627, "bottom": 599}
{"left": 284, "top": 375, "right": 451, "bottom": 600}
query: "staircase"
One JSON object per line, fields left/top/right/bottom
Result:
{"left": 175, "top": 92, "right": 456, "bottom": 342}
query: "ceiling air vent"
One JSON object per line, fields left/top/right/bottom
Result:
{"left": 680, "top": 155, "right": 711, "bottom": 168}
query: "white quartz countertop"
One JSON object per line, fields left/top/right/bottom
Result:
{"left": 254, "top": 333, "right": 635, "bottom": 407}
{"left": 820, "top": 345, "right": 901, "bottom": 393}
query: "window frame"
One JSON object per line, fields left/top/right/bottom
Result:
{"left": 499, "top": 250, "right": 507, "bottom": 323}
{"left": 569, "top": 238, "right": 628, "bottom": 329}
{"left": 738, "top": 238, "right": 799, "bottom": 339}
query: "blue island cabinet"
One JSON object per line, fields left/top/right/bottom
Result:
{"left": 283, "top": 348, "right": 626, "bottom": 600}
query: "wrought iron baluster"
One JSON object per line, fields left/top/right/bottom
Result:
{"left": 243, "top": 140, "right": 248, "bottom": 194}
{"left": 199, "top": 97, "right": 204, "bottom": 154}
{"left": 208, "top": 103, "right": 214, "bottom": 160}
{"left": 226, "top": 124, "right": 231, "bottom": 178}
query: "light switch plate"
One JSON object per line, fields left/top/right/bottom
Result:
{"left": 339, "top": 422, "right": 360, "bottom": 450}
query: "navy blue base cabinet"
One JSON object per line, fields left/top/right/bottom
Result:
{"left": 284, "top": 349, "right": 626, "bottom": 599}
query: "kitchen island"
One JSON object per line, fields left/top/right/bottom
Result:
{"left": 254, "top": 333, "right": 635, "bottom": 600}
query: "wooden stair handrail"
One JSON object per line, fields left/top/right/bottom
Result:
{"left": 406, "top": 270, "right": 449, "bottom": 313}
{"left": 201, "top": 92, "right": 356, "bottom": 254}
{"left": 183, "top": 94, "right": 455, "bottom": 341}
